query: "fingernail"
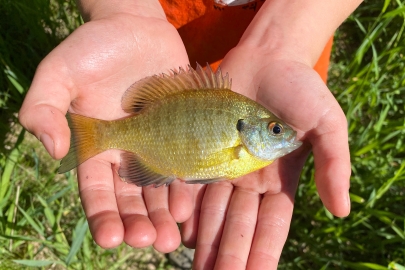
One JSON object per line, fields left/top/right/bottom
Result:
{"left": 346, "top": 192, "right": 351, "bottom": 209}
{"left": 40, "top": 133, "right": 55, "bottom": 157}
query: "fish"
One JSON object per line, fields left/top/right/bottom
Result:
{"left": 58, "top": 64, "right": 302, "bottom": 187}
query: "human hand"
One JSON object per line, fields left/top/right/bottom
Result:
{"left": 180, "top": 0, "right": 359, "bottom": 264}
{"left": 19, "top": 1, "right": 193, "bottom": 252}
{"left": 181, "top": 47, "right": 351, "bottom": 269}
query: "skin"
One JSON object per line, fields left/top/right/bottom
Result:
{"left": 19, "top": 0, "right": 363, "bottom": 268}
{"left": 19, "top": 2, "right": 192, "bottom": 252}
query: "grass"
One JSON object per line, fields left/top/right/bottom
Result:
{"left": 0, "top": 0, "right": 404, "bottom": 269}
{"left": 0, "top": 0, "right": 81, "bottom": 146}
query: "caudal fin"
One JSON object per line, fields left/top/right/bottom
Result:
{"left": 58, "top": 113, "right": 105, "bottom": 173}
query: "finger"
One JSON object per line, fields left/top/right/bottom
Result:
{"left": 78, "top": 157, "right": 124, "bottom": 249}
{"left": 19, "top": 104, "right": 71, "bottom": 160}
{"left": 19, "top": 58, "right": 73, "bottom": 159}
{"left": 193, "top": 182, "right": 233, "bottom": 270}
{"left": 113, "top": 169, "right": 156, "bottom": 248}
{"left": 310, "top": 106, "right": 351, "bottom": 217}
{"left": 232, "top": 147, "right": 304, "bottom": 269}
{"left": 143, "top": 184, "right": 181, "bottom": 253}
{"left": 254, "top": 61, "right": 351, "bottom": 217}
{"left": 246, "top": 192, "right": 294, "bottom": 269}
{"left": 169, "top": 180, "right": 194, "bottom": 223}
{"left": 213, "top": 187, "right": 260, "bottom": 270}
{"left": 181, "top": 184, "right": 206, "bottom": 248}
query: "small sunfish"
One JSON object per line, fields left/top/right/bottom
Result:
{"left": 58, "top": 64, "right": 302, "bottom": 186}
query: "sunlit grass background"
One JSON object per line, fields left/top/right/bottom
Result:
{"left": 1, "top": 0, "right": 404, "bottom": 269}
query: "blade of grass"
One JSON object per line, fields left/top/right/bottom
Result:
{"left": 13, "top": 259, "right": 60, "bottom": 267}
{"left": 37, "top": 195, "right": 55, "bottom": 227}
{"left": 17, "top": 206, "right": 44, "bottom": 237}
{"left": 0, "top": 129, "right": 24, "bottom": 202}
{"left": 65, "top": 217, "right": 88, "bottom": 266}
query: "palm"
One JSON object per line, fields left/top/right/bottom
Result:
{"left": 20, "top": 13, "right": 192, "bottom": 252}
{"left": 63, "top": 16, "right": 187, "bottom": 119}
{"left": 184, "top": 51, "right": 350, "bottom": 269}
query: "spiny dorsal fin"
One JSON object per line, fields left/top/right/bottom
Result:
{"left": 121, "top": 63, "right": 232, "bottom": 114}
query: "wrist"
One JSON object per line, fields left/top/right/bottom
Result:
{"left": 236, "top": 0, "right": 363, "bottom": 67}
{"left": 77, "top": 0, "right": 165, "bottom": 21}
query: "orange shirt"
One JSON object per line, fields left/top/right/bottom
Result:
{"left": 159, "top": 0, "right": 332, "bottom": 83}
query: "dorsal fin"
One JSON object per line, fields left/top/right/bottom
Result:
{"left": 121, "top": 63, "right": 232, "bottom": 114}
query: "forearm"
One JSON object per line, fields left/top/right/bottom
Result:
{"left": 76, "top": 0, "right": 164, "bottom": 21}
{"left": 238, "top": 0, "right": 363, "bottom": 66}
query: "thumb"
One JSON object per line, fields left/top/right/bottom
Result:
{"left": 19, "top": 59, "right": 72, "bottom": 160}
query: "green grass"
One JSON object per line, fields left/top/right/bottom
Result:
{"left": 1, "top": 0, "right": 404, "bottom": 269}
{"left": 0, "top": 0, "right": 81, "bottom": 145}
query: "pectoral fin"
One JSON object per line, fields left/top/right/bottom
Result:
{"left": 184, "top": 145, "right": 244, "bottom": 185}
{"left": 118, "top": 152, "right": 175, "bottom": 187}
{"left": 205, "top": 145, "right": 244, "bottom": 164}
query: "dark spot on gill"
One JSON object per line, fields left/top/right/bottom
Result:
{"left": 236, "top": 119, "right": 244, "bottom": 132}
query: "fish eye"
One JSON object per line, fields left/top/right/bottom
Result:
{"left": 268, "top": 122, "right": 284, "bottom": 135}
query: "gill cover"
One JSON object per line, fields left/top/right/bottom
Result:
{"left": 237, "top": 117, "right": 302, "bottom": 161}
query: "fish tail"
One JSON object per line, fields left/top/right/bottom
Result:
{"left": 58, "top": 113, "right": 105, "bottom": 173}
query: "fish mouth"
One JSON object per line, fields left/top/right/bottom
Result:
{"left": 285, "top": 132, "right": 302, "bottom": 153}
{"left": 285, "top": 140, "right": 302, "bottom": 153}
{"left": 290, "top": 138, "right": 303, "bottom": 148}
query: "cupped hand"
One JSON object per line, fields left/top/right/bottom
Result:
{"left": 182, "top": 47, "right": 351, "bottom": 269}
{"left": 19, "top": 4, "right": 193, "bottom": 252}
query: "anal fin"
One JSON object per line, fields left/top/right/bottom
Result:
{"left": 185, "top": 177, "right": 228, "bottom": 185}
{"left": 118, "top": 152, "right": 175, "bottom": 187}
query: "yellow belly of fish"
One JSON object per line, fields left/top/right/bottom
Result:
{"left": 103, "top": 89, "right": 272, "bottom": 182}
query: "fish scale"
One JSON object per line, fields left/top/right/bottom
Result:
{"left": 101, "top": 89, "right": 270, "bottom": 180}
{"left": 58, "top": 65, "right": 301, "bottom": 186}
